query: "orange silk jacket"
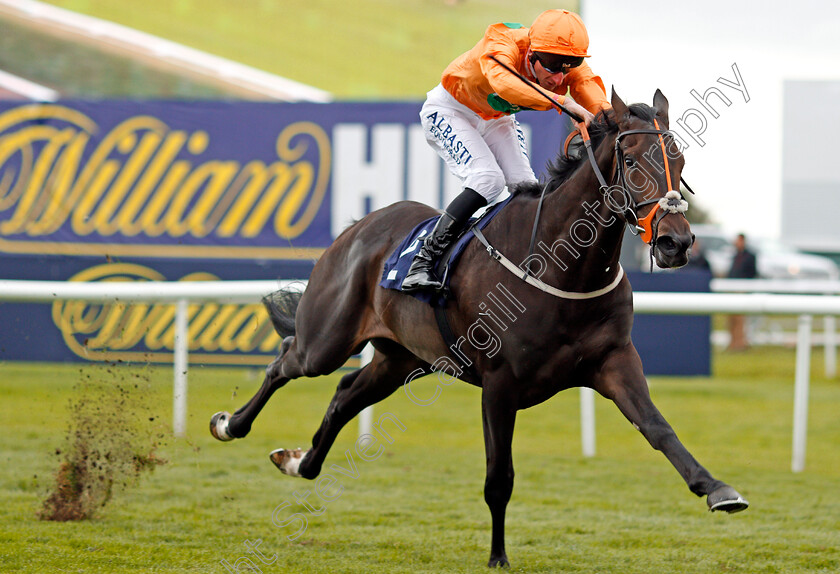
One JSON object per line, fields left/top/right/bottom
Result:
{"left": 441, "top": 23, "right": 609, "bottom": 120}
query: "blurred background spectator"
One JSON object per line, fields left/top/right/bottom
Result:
{"left": 727, "top": 233, "right": 757, "bottom": 350}
{"left": 684, "top": 237, "right": 711, "bottom": 273}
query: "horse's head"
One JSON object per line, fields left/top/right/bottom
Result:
{"left": 608, "top": 89, "right": 694, "bottom": 268}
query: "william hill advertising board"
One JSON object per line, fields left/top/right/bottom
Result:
{"left": 0, "top": 101, "right": 567, "bottom": 365}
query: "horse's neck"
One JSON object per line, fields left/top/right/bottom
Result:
{"left": 539, "top": 140, "right": 625, "bottom": 290}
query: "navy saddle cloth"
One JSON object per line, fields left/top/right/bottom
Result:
{"left": 379, "top": 196, "right": 512, "bottom": 307}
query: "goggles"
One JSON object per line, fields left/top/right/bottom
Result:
{"left": 533, "top": 52, "right": 584, "bottom": 74}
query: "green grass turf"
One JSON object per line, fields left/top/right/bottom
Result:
{"left": 34, "top": 0, "right": 576, "bottom": 99}
{"left": 1, "top": 347, "right": 839, "bottom": 572}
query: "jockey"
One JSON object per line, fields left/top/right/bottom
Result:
{"left": 402, "top": 9, "right": 610, "bottom": 293}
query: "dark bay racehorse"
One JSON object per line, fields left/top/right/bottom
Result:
{"left": 211, "top": 90, "right": 748, "bottom": 568}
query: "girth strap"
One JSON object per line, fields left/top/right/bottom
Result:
{"left": 433, "top": 304, "right": 480, "bottom": 381}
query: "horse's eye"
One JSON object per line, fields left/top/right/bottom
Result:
{"left": 624, "top": 156, "right": 635, "bottom": 166}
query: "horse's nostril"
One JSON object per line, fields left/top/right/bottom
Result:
{"left": 656, "top": 234, "right": 692, "bottom": 256}
{"left": 657, "top": 236, "right": 678, "bottom": 255}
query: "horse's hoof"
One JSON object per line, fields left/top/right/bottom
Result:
{"left": 487, "top": 556, "right": 510, "bottom": 568}
{"left": 269, "top": 448, "right": 307, "bottom": 477}
{"left": 707, "top": 485, "right": 749, "bottom": 513}
{"left": 210, "top": 411, "right": 235, "bottom": 442}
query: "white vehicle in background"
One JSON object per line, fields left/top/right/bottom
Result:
{"left": 687, "top": 224, "right": 733, "bottom": 277}
{"left": 690, "top": 225, "right": 840, "bottom": 280}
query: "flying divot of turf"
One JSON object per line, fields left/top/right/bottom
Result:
{"left": 39, "top": 363, "right": 167, "bottom": 521}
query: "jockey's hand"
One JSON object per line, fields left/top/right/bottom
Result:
{"left": 562, "top": 100, "right": 595, "bottom": 127}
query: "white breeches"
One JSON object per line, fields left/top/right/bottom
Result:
{"left": 420, "top": 84, "right": 537, "bottom": 204}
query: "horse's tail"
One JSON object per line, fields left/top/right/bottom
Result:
{"left": 262, "top": 286, "right": 303, "bottom": 338}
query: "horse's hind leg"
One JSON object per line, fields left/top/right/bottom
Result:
{"left": 210, "top": 335, "right": 305, "bottom": 440}
{"left": 593, "top": 345, "right": 749, "bottom": 513}
{"left": 211, "top": 274, "right": 378, "bottom": 442}
{"left": 269, "top": 342, "right": 426, "bottom": 480}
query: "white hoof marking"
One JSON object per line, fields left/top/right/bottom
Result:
{"left": 269, "top": 448, "right": 307, "bottom": 477}
{"left": 211, "top": 411, "right": 235, "bottom": 442}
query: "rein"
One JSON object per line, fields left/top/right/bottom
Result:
{"left": 486, "top": 56, "right": 693, "bottom": 247}
{"left": 579, "top": 119, "right": 689, "bottom": 246}
{"left": 482, "top": 55, "right": 694, "bottom": 294}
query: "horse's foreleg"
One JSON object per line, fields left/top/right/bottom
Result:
{"left": 593, "top": 345, "right": 748, "bottom": 513}
{"left": 270, "top": 347, "right": 425, "bottom": 480}
{"left": 481, "top": 384, "right": 517, "bottom": 568}
{"left": 210, "top": 336, "right": 300, "bottom": 441}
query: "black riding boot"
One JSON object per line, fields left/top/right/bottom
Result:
{"left": 401, "top": 188, "right": 487, "bottom": 293}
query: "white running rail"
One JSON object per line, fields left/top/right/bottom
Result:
{"left": 0, "top": 279, "right": 304, "bottom": 438}
{"left": 0, "top": 69, "right": 59, "bottom": 101}
{"left": 712, "top": 278, "right": 840, "bottom": 378}
{"left": 0, "top": 279, "right": 834, "bottom": 472}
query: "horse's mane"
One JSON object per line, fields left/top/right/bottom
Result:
{"left": 513, "top": 103, "right": 657, "bottom": 197}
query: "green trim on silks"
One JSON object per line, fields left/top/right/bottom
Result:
{"left": 502, "top": 22, "right": 524, "bottom": 29}
{"left": 487, "top": 93, "right": 534, "bottom": 115}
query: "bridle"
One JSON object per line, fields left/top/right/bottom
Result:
{"left": 579, "top": 117, "right": 690, "bottom": 248}
{"left": 471, "top": 117, "right": 693, "bottom": 298}
{"left": 522, "top": 116, "right": 694, "bottom": 277}
{"left": 485, "top": 54, "right": 694, "bottom": 268}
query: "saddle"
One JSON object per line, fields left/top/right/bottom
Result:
{"left": 379, "top": 195, "right": 512, "bottom": 308}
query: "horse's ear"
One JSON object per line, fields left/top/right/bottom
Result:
{"left": 653, "top": 89, "right": 669, "bottom": 121}
{"left": 610, "top": 86, "right": 629, "bottom": 119}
